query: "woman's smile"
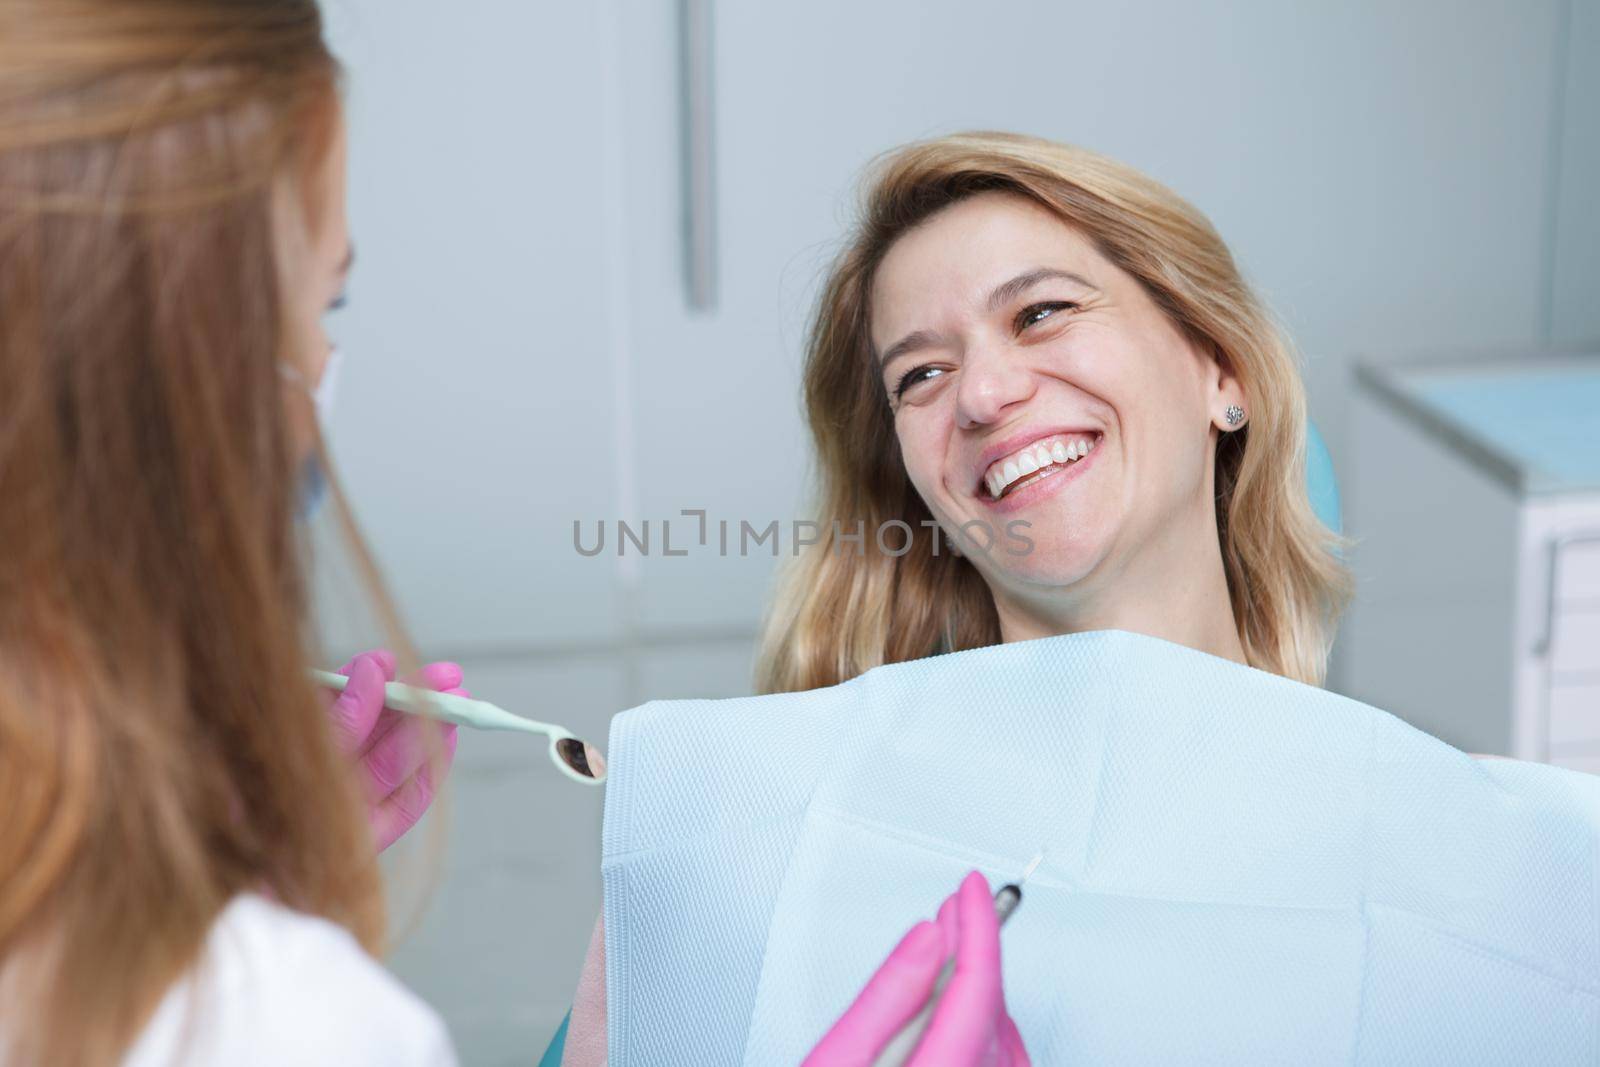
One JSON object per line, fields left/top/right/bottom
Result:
{"left": 967, "top": 428, "right": 1103, "bottom": 515}
{"left": 976, "top": 429, "right": 1102, "bottom": 499}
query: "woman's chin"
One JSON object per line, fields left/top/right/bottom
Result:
{"left": 939, "top": 495, "right": 1114, "bottom": 589}
{"left": 975, "top": 534, "right": 1102, "bottom": 591}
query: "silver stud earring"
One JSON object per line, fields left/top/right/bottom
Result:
{"left": 1224, "top": 404, "right": 1246, "bottom": 427}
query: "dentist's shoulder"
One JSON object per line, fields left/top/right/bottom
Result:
{"left": 122, "top": 894, "right": 455, "bottom": 1067}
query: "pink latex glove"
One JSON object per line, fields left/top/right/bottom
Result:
{"left": 804, "top": 870, "right": 1030, "bottom": 1066}
{"left": 324, "top": 648, "right": 463, "bottom": 852}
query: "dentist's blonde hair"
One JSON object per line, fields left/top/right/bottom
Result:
{"left": 757, "top": 132, "right": 1352, "bottom": 693}
{"left": 0, "top": 3, "right": 432, "bottom": 1065}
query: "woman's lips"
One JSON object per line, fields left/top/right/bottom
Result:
{"left": 975, "top": 433, "right": 1100, "bottom": 513}
{"left": 978, "top": 432, "right": 1102, "bottom": 498}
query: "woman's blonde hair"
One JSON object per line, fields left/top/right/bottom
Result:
{"left": 0, "top": 3, "right": 418, "bottom": 1064}
{"left": 757, "top": 132, "right": 1352, "bottom": 694}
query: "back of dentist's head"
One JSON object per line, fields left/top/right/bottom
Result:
{"left": 0, "top": 3, "right": 400, "bottom": 1064}
{"left": 758, "top": 132, "right": 1353, "bottom": 695}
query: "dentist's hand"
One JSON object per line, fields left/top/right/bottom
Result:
{"left": 325, "top": 649, "right": 463, "bottom": 852}
{"left": 804, "top": 870, "right": 1030, "bottom": 1066}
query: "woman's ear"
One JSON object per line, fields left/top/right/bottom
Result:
{"left": 1204, "top": 341, "right": 1247, "bottom": 432}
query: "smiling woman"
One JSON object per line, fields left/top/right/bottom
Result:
{"left": 757, "top": 131, "right": 1353, "bottom": 692}
{"left": 562, "top": 133, "right": 1360, "bottom": 1065}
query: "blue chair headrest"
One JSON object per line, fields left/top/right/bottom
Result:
{"left": 1305, "top": 421, "right": 1341, "bottom": 534}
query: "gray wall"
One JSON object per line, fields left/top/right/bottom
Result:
{"left": 315, "top": 2, "right": 1599, "bottom": 1062}
{"left": 1553, "top": 0, "right": 1600, "bottom": 347}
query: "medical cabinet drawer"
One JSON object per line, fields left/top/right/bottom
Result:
{"left": 1345, "top": 352, "right": 1600, "bottom": 763}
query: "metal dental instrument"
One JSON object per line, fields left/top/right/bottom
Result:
{"left": 310, "top": 669, "right": 606, "bottom": 784}
{"left": 873, "top": 852, "right": 1044, "bottom": 1066}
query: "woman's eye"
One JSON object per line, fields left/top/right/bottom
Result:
{"left": 1016, "top": 301, "right": 1076, "bottom": 331}
{"left": 893, "top": 365, "right": 944, "bottom": 398}
{"left": 327, "top": 291, "right": 348, "bottom": 313}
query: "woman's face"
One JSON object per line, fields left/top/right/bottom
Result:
{"left": 870, "top": 192, "right": 1244, "bottom": 624}
{"left": 278, "top": 103, "right": 352, "bottom": 454}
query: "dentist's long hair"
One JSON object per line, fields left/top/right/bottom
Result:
{"left": 0, "top": 3, "right": 410, "bottom": 1064}
{"left": 758, "top": 132, "right": 1353, "bottom": 693}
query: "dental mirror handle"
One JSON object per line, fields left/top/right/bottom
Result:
{"left": 309, "top": 669, "right": 551, "bottom": 737}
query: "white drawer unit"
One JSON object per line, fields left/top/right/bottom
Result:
{"left": 1344, "top": 353, "right": 1600, "bottom": 764}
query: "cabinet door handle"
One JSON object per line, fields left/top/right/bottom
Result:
{"left": 678, "top": 0, "right": 716, "bottom": 312}
{"left": 1534, "top": 529, "right": 1600, "bottom": 655}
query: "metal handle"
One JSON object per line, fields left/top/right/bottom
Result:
{"left": 1534, "top": 529, "right": 1600, "bottom": 655}
{"left": 678, "top": 0, "right": 716, "bottom": 312}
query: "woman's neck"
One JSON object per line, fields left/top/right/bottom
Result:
{"left": 989, "top": 517, "right": 1248, "bottom": 667}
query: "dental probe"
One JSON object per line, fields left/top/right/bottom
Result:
{"left": 873, "top": 852, "right": 1043, "bottom": 1067}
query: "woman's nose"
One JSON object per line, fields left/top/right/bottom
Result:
{"left": 954, "top": 349, "right": 1036, "bottom": 429}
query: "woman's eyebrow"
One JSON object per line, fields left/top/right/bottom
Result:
{"left": 877, "top": 267, "right": 1099, "bottom": 367}
{"left": 339, "top": 245, "right": 356, "bottom": 278}
{"left": 877, "top": 328, "right": 943, "bottom": 368}
{"left": 985, "top": 267, "right": 1097, "bottom": 312}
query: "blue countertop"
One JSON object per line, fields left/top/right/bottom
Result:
{"left": 1356, "top": 354, "right": 1600, "bottom": 496}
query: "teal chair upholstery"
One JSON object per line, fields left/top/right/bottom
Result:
{"left": 538, "top": 1011, "right": 570, "bottom": 1067}
{"left": 1306, "top": 420, "right": 1341, "bottom": 533}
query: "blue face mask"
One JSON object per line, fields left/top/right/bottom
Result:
{"left": 286, "top": 347, "right": 342, "bottom": 520}
{"left": 296, "top": 452, "right": 329, "bottom": 519}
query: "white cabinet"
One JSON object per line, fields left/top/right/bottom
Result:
{"left": 1345, "top": 354, "right": 1600, "bottom": 763}
{"left": 1522, "top": 516, "right": 1600, "bottom": 769}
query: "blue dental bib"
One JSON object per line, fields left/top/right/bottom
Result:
{"left": 602, "top": 630, "right": 1599, "bottom": 1065}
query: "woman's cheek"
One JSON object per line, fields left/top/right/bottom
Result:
{"left": 895, "top": 425, "right": 943, "bottom": 499}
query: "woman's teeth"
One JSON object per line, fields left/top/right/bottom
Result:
{"left": 984, "top": 434, "right": 1098, "bottom": 499}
